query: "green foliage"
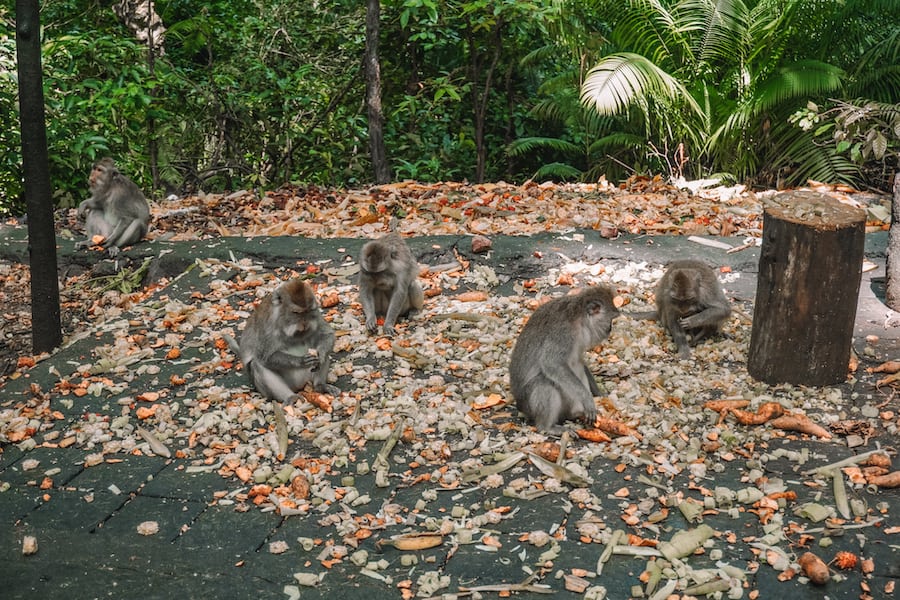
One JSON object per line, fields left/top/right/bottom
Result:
{"left": 2, "top": 0, "right": 897, "bottom": 216}
{"left": 578, "top": 0, "right": 900, "bottom": 188}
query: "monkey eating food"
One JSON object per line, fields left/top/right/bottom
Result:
{"left": 237, "top": 279, "right": 340, "bottom": 403}
{"left": 647, "top": 259, "right": 731, "bottom": 359}
{"left": 75, "top": 157, "right": 150, "bottom": 257}
{"left": 509, "top": 285, "right": 619, "bottom": 434}
{"left": 358, "top": 232, "right": 424, "bottom": 335}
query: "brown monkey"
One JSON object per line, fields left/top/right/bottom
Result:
{"left": 358, "top": 232, "right": 424, "bottom": 335}
{"left": 649, "top": 259, "right": 731, "bottom": 358}
{"left": 75, "top": 157, "right": 150, "bottom": 257}
{"left": 509, "top": 285, "right": 619, "bottom": 434}
{"left": 238, "top": 279, "right": 339, "bottom": 403}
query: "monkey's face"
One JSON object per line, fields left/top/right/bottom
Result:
{"left": 361, "top": 246, "right": 391, "bottom": 274}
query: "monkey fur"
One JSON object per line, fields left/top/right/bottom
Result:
{"left": 509, "top": 285, "right": 619, "bottom": 434}
{"left": 238, "top": 279, "right": 339, "bottom": 403}
{"left": 358, "top": 232, "right": 424, "bottom": 335}
{"left": 650, "top": 259, "right": 731, "bottom": 358}
{"left": 75, "top": 157, "right": 150, "bottom": 256}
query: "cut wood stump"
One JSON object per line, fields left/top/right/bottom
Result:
{"left": 747, "top": 191, "right": 866, "bottom": 386}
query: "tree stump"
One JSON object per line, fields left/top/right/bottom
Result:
{"left": 747, "top": 191, "right": 866, "bottom": 386}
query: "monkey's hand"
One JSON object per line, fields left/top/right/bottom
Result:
{"left": 580, "top": 401, "right": 598, "bottom": 427}
{"left": 298, "top": 354, "right": 320, "bottom": 370}
{"left": 382, "top": 323, "right": 397, "bottom": 336}
{"left": 678, "top": 312, "right": 706, "bottom": 330}
{"left": 315, "top": 382, "right": 341, "bottom": 396}
{"left": 365, "top": 317, "right": 379, "bottom": 334}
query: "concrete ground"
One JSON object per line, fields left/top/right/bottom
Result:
{"left": 1, "top": 230, "right": 898, "bottom": 600}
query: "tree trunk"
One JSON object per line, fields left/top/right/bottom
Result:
{"left": 365, "top": 0, "right": 390, "bottom": 184}
{"left": 747, "top": 191, "right": 866, "bottom": 386}
{"left": 16, "top": 0, "right": 62, "bottom": 353}
{"left": 885, "top": 173, "right": 900, "bottom": 310}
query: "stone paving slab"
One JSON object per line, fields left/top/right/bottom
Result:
{"left": 1, "top": 231, "right": 899, "bottom": 600}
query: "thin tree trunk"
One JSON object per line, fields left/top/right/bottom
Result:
{"left": 885, "top": 173, "right": 900, "bottom": 310}
{"left": 365, "top": 0, "right": 390, "bottom": 184}
{"left": 16, "top": 0, "right": 62, "bottom": 353}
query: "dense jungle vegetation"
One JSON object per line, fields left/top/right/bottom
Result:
{"left": 1, "top": 0, "right": 898, "bottom": 215}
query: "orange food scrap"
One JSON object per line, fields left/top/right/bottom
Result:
{"left": 137, "top": 391, "right": 160, "bottom": 402}
{"left": 592, "top": 416, "right": 641, "bottom": 439}
{"left": 320, "top": 291, "right": 340, "bottom": 308}
{"left": 472, "top": 393, "right": 504, "bottom": 410}
{"left": 866, "top": 471, "right": 900, "bottom": 488}
{"left": 300, "top": 390, "right": 333, "bottom": 413}
{"left": 575, "top": 428, "right": 612, "bottom": 443}
{"left": 16, "top": 356, "right": 36, "bottom": 369}
{"left": 833, "top": 551, "right": 858, "bottom": 570}
{"left": 166, "top": 347, "right": 181, "bottom": 360}
{"left": 729, "top": 402, "right": 784, "bottom": 425}
{"left": 375, "top": 337, "right": 392, "bottom": 351}
{"left": 169, "top": 374, "right": 186, "bottom": 386}
{"left": 214, "top": 337, "right": 229, "bottom": 350}
{"left": 40, "top": 477, "right": 53, "bottom": 490}
{"left": 135, "top": 405, "right": 157, "bottom": 420}
{"left": 234, "top": 466, "right": 253, "bottom": 483}
{"left": 798, "top": 551, "right": 830, "bottom": 585}
{"left": 769, "top": 414, "right": 832, "bottom": 439}
{"left": 703, "top": 399, "right": 750, "bottom": 413}
{"left": 455, "top": 290, "right": 488, "bottom": 302}
{"left": 91, "top": 234, "right": 106, "bottom": 245}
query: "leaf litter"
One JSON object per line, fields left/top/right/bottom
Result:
{"left": 1, "top": 177, "right": 898, "bottom": 598}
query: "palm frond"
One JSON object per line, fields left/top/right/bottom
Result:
{"left": 753, "top": 61, "right": 845, "bottom": 113}
{"left": 533, "top": 162, "right": 584, "bottom": 180}
{"left": 588, "top": 132, "right": 645, "bottom": 153}
{"left": 507, "top": 137, "right": 582, "bottom": 157}
{"left": 581, "top": 52, "right": 702, "bottom": 117}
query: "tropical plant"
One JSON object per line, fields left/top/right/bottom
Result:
{"left": 580, "top": 0, "right": 899, "bottom": 188}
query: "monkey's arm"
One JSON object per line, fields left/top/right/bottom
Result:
{"left": 680, "top": 303, "right": 731, "bottom": 329}
{"left": 582, "top": 365, "right": 602, "bottom": 397}
{"left": 101, "top": 217, "right": 147, "bottom": 255}
{"left": 76, "top": 197, "right": 101, "bottom": 219}
{"left": 545, "top": 362, "right": 598, "bottom": 424}
{"left": 358, "top": 279, "right": 380, "bottom": 333}
{"left": 382, "top": 287, "right": 410, "bottom": 335}
{"left": 263, "top": 350, "right": 316, "bottom": 370}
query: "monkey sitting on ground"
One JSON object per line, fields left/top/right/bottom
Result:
{"left": 358, "top": 232, "right": 424, "bottom": 335}
{"left": 509, "top": 285, "right": 619, "bottom": 434}
{"left": 237, "top": 279, "right": 340, "bottom": 403}
{"left": 640, "top": 259, "right": 732, "bottom": 359}
{"left": 75, "top": 157, "right": 150, "bottom": 257}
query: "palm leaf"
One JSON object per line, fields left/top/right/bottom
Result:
{"left": 581, "top": 52, "right": 702, "bottom": 117}
{"left": 507, "top": 137, "right": 582, "bottom": 157}
{"left": 533, "top": 162, "right": 584, "bottom": 180}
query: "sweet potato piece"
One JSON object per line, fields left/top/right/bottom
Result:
{"left": 769, "top": 414, "right": 832, "bottom": 439}
{"left": 729, "top": 402, "right": 784, "bottom": 425}
{"left": 798, "top": 552, "right": 830, "bottom": 585}
{"left": 703, "top": 399, "right": 750, "bottom": 413}
{"left": 866, "top": 471, "right": 900, "bottom": 488}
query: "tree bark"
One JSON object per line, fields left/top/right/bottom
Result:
{"left": 885, "top": 173, "right": 900, "bottom": 310}
{"left": 747, "top": 191, "right": 866, "bottom": 386}
{"left": 16, "top": 0, "right": 63, "bottom": 353}
{"left": 365, "top": 0, "right": 390, "bottom": 184}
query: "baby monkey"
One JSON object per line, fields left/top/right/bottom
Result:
{"left": 238, "top": 279, "right": 339, "bottom": 403}
{"left": 358, "top": 232, "right": 424, "bottom": 335}
{"left": 648, "top": 259, "right": 731, "bottom": 359}
{"left": 75, "top": 157, "right": 150, "bottom": 257}
{"left": 509, "top": 285, "right": 619, "bottom": 434}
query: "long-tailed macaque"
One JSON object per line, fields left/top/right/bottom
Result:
{"left": 650, "top": 259, "right": 731, "bottom": 358}
{"left": 358, "top": 232, "right": 424, "bottom": 335}
{"left": 75, "top": 158, "right": 150, "bottom": 257}
{"left": 509, "top": 286, "right": 619, "bottom": 434}
{"left": 238, "top": 279, "right": 339, "bottom": 402}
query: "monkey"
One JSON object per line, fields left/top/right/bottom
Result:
{"left": 236, "top": 279, "right": 340, "bottom": 403}
{"left": 641, "top": 259, "right": 732, "bottom": 359}
{"left": 509, "top": 285, "right": 619, "bottom": 434}
{"left": 358, "top": 232, "right": 424, "bottom": 335}
{"left": 75, "top": 157, "right": 150, "bottom": 257}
